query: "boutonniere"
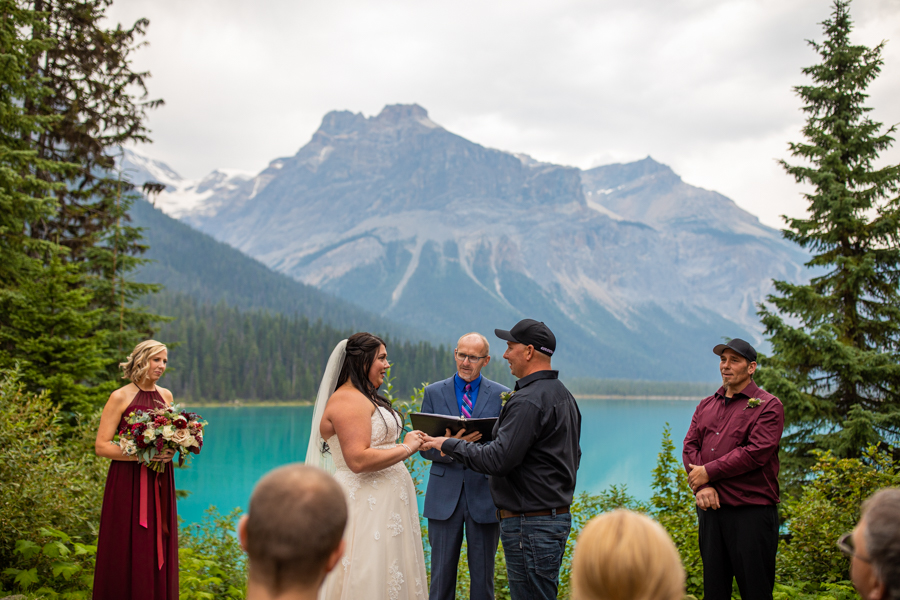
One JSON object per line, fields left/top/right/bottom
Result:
{"left": 500, "top": 391, "right": 515, "bottom": 405}
{"left": 744, "top": 398, "right": 763, "bottom": 410}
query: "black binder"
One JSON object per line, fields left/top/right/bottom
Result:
{"left": 409, "top": 412, "right": 498, "bottom": 443}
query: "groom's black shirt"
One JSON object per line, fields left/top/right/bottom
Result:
{"left": 441, "top": 370, "right": 582, "bottom": 513}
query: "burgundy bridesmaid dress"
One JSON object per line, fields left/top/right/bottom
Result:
{"left": 93, "top": 388, "right": 178, "bottom": 600}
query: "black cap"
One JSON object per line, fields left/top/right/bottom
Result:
{"left": 495, "top": 319, "right": 556, "bottom": 356}
{"left": 713, "top": 338, "right": 757, "bottom": 363}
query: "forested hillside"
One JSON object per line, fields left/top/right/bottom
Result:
{"left": 149, "top": 293, "right": 515, "bottom": 402}
{"left": 130, "top": 198, "right": 429, "bottom": 341}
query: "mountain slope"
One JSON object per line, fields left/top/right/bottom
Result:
{"left": 131, "top": 104, "right": 807, "bottom": 380}
{"left": 129, "top": 197, "right": 431, "bottom": 340}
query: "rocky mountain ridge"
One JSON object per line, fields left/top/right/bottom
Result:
{"left": 126, "top": 104, "right": 808, "bottom": 380}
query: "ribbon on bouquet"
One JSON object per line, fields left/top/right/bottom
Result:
{"left": 139, "top": 464, "right": 170, "bottom": 570}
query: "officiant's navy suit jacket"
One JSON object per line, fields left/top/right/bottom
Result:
{"left": 419, "top": 376, "right": 508, "bottom": 524}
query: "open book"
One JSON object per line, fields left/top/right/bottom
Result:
{"left": 409, "top": 412, "right": 498, "bottom": 443}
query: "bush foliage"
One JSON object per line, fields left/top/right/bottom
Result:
{"left": 0, "top": 368, "right": 106, "bottom": 571}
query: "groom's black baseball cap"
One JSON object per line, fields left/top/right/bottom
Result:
{"left": 495, "top": 319, "right": 556, "bottom": 357}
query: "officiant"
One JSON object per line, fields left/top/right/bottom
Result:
{"left": 419, "top": 332, "right": 510, "bottom": 600}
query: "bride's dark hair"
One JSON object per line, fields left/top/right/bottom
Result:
{"left": 337, "top": 332, "right": 400, "bottom": 426}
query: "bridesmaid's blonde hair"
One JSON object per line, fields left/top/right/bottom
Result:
{"left": 572, "top": 509, "right": 685, "bottom": 600}
{"left": 120, "top": 340, "right": 167, "bottom": 384}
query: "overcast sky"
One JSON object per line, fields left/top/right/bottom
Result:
{"left": 108, "top": 0, "right": 900, "bottom": 229}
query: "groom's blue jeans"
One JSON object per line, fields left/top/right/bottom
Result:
{"left": 499, "top": 512, "right": 571, "bottom": 600}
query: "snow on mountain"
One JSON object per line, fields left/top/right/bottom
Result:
{"left": 120, "top": 149, "right": 254, "bottom": 218}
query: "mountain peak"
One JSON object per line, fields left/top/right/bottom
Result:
{"left": 314, "top": 104, "right": 442, "bottom": 140}
{"left": 375, "top": 103, "right": 442, "bottom": 130}
{"left": 582, "top": 156, "right": 678, "bottom": 190}
{"left": 316, "top": 110, "right": 367, "bottom": 136}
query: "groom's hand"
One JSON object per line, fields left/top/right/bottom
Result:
{"left": 421, "top": 433, "right": 449, "bottom": 454}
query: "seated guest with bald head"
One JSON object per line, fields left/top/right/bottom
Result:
{"left": 239, "top": 464, "right": 347, "bottom": 600}
{"left": 841, "top": 487, "right": 900, "bottom": 600}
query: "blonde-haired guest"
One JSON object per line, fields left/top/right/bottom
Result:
{"left": 572, "top": 510, "right": 685, "bottom": 600}
{"left": 92, "top": 340, "right": 179, "bottom": 600}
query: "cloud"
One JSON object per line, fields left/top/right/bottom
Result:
{"left": 109, "top": 0, "right": 900, "bottom": 228}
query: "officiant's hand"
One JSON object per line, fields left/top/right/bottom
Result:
{"left": 452, "top": 428, "right": 482, "bottom": 443}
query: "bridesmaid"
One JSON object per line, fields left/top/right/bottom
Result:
{"left": 93, "top": 340, "right": 179, "bottom": 600}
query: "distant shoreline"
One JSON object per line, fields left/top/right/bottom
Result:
{"left": 182, "top": 396, "right": 702, "bottom": 408}
{"left": 181, "top": 400, "right": 314, "bottom": 408}
{"left": 574, "top": 395, "right": 702, "bottom": 401}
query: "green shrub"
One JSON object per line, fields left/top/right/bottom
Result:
{"left": 777, "top": 447, "right": 899, "bottom": 584}
{"left": 650, "top": 424, "right": 703, "bottom": 596}
{"left": 0, "top": 367, "right": 106, "bottom": 572}
{"left": 772, "top": 580, "right": 857, "bottom": 600}
{"left": 0, "top": 526, "right": 96, "bottom": 599}
{"left": 178, "top": 507, "right": 247, "bottom": 600}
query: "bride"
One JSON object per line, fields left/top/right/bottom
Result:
{"left": 306, "top": 332, "right": 428, "bottom": 600}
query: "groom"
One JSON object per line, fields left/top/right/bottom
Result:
{"left": 419, "top": 332, "right": 509, "bottom": 600}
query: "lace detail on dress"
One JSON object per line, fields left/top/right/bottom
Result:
{"left": 388, "top": 560, "right": 404, "bottom": 600}
{"left": 368, "top": 495, "right": 377, "bottom": 510}
{"left": 388, "top": 513, "right": 403, "bottom": 537}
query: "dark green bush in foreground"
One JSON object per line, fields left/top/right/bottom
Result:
{"left": 0, "top": 368, "right": 106, "bottom": 572}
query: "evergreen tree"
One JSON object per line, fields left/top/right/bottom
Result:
{"left": 2, "top": 254, "right": 108, "bottom": 414}
{"left": 0, "top": 0, "right": 61, "bottom": 274}
{"left": 0, "top": 0, "right": 107, "bottom": 414}
{"left": 1, "top": 1, "right": 163, "bottom": 411}
{"left": 756, "top": 0, "right": 900, "bottom": 475}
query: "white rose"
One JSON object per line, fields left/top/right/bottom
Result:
{"left": 143, "top": 427, "right": 156, "bottom": 442}
{"left": 161, "top": 425, "right": 176, "bottom": 441}
{"left": 171, "top": 428, "right": 194, "bottom": 447}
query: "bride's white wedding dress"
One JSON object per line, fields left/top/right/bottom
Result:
{"left": 319, "top": 407, "right": 427, "bottom": 600}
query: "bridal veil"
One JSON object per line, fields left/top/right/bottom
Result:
{"left": 304, "top": 338, "right": 347, "bottom": 474}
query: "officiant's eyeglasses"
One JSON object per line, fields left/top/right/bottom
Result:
{"left": 455, "top": 351, "right": 487, "bottom": 363}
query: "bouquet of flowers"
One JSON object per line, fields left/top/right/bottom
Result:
{"left": 114, "top": 404, "right": 206, "bottom": 472}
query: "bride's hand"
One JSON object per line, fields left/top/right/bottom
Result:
{"left": 403, "top": 430, "right": 425, "bottom": 452}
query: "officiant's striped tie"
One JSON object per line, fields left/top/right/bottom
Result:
{"left": 462, "top": 383, "right": 473, "bottom": 418}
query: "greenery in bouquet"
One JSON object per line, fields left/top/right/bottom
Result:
{"left": 114, "top": 405, "right": 206, "bottom": 472}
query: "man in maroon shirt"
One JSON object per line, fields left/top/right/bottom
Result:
{"left": 683, "top": 338, "right": 784, "bottom": 600}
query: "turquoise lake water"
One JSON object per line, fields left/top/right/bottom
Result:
{"left": 173, "top": 399, "right": 699, "bottom": 527}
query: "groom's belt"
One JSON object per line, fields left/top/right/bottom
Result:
{"left": 497, "top": 506, "right": 570, "bottom": 519}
